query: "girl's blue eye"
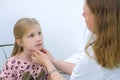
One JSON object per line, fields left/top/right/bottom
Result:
{"left": 29, "top": 34, "right": 34, "bottom": 37}
{"left": 38, "top": 32, "right": 41, "bottom": 35}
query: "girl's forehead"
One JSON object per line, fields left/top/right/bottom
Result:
{"left": 30, "top": 25, "right": 41, "bottom": 31}
{"left": 24, "top": 25, "right": 41, "bottom": 35}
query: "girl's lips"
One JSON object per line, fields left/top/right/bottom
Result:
{"left": 36, "top": 43, "right": 43, "bottom": 47}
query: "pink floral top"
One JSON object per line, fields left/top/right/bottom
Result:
{"left": 0, "top": 56, "right": 49, "bottom": 80}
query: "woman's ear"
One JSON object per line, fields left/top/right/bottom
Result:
{"left": 16, "top": 39, "right": 23, "bottom": 47}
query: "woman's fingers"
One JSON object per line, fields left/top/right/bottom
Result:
{"left": 40, "top": 48, "right": 48, "bottom": 54}
{"left": 31, "top": 48, "right": 51, "bottom": 65}
{"left": 32, "top": 50, "right": 39, "bottom": 57}
{"left": 31, "top": 55, "right": 36, "bottom": 62}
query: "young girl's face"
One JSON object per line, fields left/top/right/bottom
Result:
{"left": 21, "top": 25, "right": 43, "bottom": 52}
{"left": 82, "top": 1, "right": 95, "bottom": 33}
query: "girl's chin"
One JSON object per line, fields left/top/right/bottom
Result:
{"left": 33, "top": 46, "right": 43, "bottom": 51}
{"left": 38, "top": 47, "right": 43, "bottom": 51}
{"left": 39, "top": 48, "right": 42, "bottom": 51}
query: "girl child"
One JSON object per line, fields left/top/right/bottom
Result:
{"left": 0, "top": 18, "right": 50, "bottom": 80}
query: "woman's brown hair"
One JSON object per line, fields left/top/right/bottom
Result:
{"left": 85, "top": 0, "right": 120, "bottom": 69}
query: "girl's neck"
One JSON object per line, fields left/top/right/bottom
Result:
{"left": 18, "top": 51, "right": 32, "bottom": 62}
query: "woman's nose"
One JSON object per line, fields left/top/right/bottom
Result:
{"left": 82, "top": 12, "right": 85, "bottom": 18}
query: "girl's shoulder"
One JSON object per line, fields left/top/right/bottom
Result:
{"left": 5, "top": 56, "right": 21, "bottom": 65}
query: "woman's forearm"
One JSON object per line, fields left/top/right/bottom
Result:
{"left": 53, "top": 60, "right": 75, "bottom": 75}
{"left": 45, "top": 60, "right": 65, "bottom": 80}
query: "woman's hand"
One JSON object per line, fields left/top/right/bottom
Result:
{"left": 31, "top": 48, "right": 50, "bottom": 66}
{"left": 40, "top": 48, "right": 56, "bottom": 64}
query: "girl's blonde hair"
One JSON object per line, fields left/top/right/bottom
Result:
{"left": 85, "top": 0, "right": 120, "bottom": 69}
{"left": 11, "top": 18, "right": 40, "bottom": 56}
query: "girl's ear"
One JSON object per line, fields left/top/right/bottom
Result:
{"left": 16, "top": 39, "right": 23, "bottom": 47}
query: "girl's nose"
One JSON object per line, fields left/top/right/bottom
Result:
{"left": 36, "top": 35, "right": 42, "bottom": 41}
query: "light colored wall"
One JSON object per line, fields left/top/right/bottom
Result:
{"left": 0, "top": 0, "right": 90, "bottom": 69}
